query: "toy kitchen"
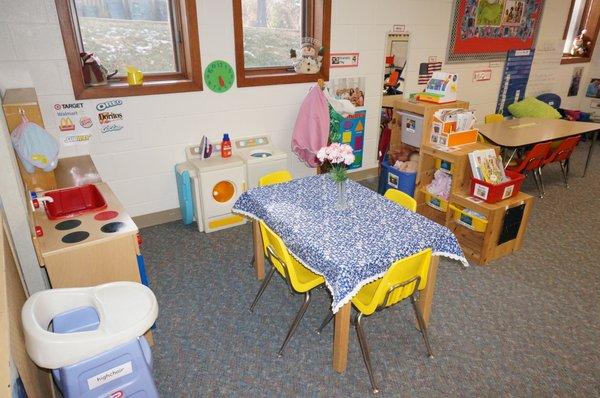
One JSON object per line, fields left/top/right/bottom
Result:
{"left": 3, "top": 88, "right": 148, "bottom": 291}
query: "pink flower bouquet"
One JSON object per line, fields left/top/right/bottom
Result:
{"left": 317, "top": 143, "right": 355, "bottom": 182}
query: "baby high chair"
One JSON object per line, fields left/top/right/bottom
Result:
{"left": 22, "top": 282, "right": 159, "bottom": 398}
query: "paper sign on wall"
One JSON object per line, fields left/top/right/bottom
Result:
{"left": 95, "top": 99, "right": 129, "bottom": 142}
{"left": 330, "top": 53, "right": 360, "bottom": 68}
{"left": 53, "top": 102, "right": 94, "bottom": 146}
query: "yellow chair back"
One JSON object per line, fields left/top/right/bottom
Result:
{"left": 258, "top": 221, "right": 323, "bottom": 293}
{"left": 384, "top": 188, "right": 417, "bottom": 212}
{"left": 485, "top": 114, "right": 504, "bottom": 123}
{"left": 259, "top": 170, "right": 293, "bottom": 187}
{"left": 353, "top": 249, "right": 432, "bottom": 315}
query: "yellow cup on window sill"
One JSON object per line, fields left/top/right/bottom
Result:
{"left": 126, "top": 66, "right": 143, "bottom": 86}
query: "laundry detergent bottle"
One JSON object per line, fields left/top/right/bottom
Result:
{"left": 221, "top": 133, "right": 232, "bottom": 158}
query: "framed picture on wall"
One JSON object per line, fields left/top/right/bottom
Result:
{"left": 447, "top": 0, "right": 545, "bottom": 63}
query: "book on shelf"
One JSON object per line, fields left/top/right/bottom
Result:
{"left": 468, "top": 149, "right": 508, "bottom": 184}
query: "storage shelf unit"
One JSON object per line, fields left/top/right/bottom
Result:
{"left": 389, "top": 98, "right": 534, "bottom": 265}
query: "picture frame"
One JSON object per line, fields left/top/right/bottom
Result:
{"left": 447, "top": 0, "right": 545, "bottom": 63}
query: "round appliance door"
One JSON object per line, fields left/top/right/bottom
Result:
{"left": 199, "top": 166, "right": 246, "bottom": 217}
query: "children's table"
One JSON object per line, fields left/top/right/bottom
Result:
{"left": 476, "top": 117, "right": 600, "bottom": 177}
{"left": 233, "top": 175, "right": 467, "bottom": 373}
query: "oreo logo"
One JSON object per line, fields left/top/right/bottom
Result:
{"left": 96, "top": 99, "right": 123, "bottom": 111}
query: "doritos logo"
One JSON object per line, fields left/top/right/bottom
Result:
{"left": 59, "top": 117, "right": 76, "bottom": 131}
{"left": 98, "top": 112, "right": 123, "bottom": 124}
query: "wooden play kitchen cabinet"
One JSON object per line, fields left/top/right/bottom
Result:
{"left": 389, "top": 98, "right": 534, "bottom": 264}
{"left": 2, "top": 88, "right": 148, "bottom": 288}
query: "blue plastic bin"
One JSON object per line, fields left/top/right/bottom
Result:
{"left": 378, "top": 157, "right": 417, "bottom": 197}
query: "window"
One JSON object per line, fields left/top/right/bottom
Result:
{"left": 56, "top": 0, "right": 202, "bottom": 99}
{"left": 562, "top": 0, "right": 600, "bottom": 64}
{"left": 232, "top": 0, "right": 331, "bottom": 87}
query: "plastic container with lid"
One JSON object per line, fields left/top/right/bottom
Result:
{"left": 221, "top": 133, "right": 232, "bottom": 158}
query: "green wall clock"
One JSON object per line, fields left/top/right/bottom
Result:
{"left": 204, "top": 60, "right": 235, "bottom": 93}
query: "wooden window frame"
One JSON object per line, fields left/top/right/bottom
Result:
{"left": 561, "top": 0, "right": 600, "bottom": 64}
{"left": 232, "top": 0, "right": 331, "bottom": 88}
{"left": 55, "top": 0, "right": 202, "bottom": 99}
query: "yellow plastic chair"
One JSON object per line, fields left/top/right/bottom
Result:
{"left": 317, "top": 249, "right": 433, "bottom": 393}
{"left": 384, "top": 188, "right": 417, "bottom": 212}
{"left": 258, "top": 170, "right": 293, "bottom": 187}
{"left": 250, "top": 220, "right": 324, "bottom": 356}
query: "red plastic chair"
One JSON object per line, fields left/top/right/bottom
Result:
{"left": 507, "top": 142, "right": 552, "bottom": 198}
{"left": 542, "top": 135, "right": 580, "bottom": 188}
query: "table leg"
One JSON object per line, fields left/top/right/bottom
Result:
{"left": 252, "top": 220, "right": 265, "bottom": 280}
{"left": 582, "top": 130, "right": 598, "bottom": 178}
{"left": 333, "top": 302, "right": 351, "bottom": 373}
{"left": 416, "top": 255, "right": 439, "bottom": 329}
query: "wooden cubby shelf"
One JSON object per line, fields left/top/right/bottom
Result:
{"left": 389, "top": 98, "right": 535, "bottom": 265}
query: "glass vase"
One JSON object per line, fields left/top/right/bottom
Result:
{"left": 335, "top": 179, "right": 348, "bottom": 210}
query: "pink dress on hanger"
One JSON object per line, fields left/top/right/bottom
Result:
{"left": 291, "top": 86, "right": 330, "bottom": 168}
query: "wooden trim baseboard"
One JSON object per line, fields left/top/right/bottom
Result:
{"left": 348, "top": 166, "right": 379, "bottom": 181}
{"left": 133, "top": 208, "right": 182, "bottom": 229}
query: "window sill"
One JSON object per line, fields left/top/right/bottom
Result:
{"left": 74, "top": 77, "right": 203, "bottom": 100}
{"left": 560, "top": 54, "right": 591, "bottom": 64}
{"left": 236, "top": 69, "right": 329, "bottom": 88}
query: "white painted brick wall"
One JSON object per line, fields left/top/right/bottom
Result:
{"left": 0, "top": 0, "right": 594, "bottom": 216}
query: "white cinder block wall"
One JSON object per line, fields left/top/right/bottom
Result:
{"left": 0, "top": 0, "right": 594, "bottom": 217}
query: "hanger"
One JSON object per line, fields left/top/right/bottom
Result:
{"left": 317, "top": 78, "right": 325, "bottom": 90}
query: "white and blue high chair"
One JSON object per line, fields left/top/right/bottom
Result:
{"left": 22, "top": 282, "right": 159, "bottom": 398}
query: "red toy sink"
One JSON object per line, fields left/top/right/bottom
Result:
{"left": 44, "top": 184, "right": 107, "bottom": 220}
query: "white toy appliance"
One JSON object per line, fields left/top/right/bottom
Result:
{"left": 185, "top": 145, "right": 246, "bottom": 233}
{"left": 234, "top": 135, "right": 288, "bottom": 188}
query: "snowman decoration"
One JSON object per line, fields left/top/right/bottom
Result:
{"left": 290, "top": 39, "right": 324, "bottom": 74}
{"left": 570, "top": 29, "right": 592, "bottom": 56}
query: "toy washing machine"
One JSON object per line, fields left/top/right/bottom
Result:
{"left": 234, "top": 135, "right": 288, "bottom": 188}
{"left": 186, "top": 145, "right": 246, "bottom": 233}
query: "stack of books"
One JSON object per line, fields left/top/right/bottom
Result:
{"left": 468, "top": 149, "right": 508, "bottom": 184}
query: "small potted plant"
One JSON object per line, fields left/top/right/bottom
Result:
{"left": 317, "top": 143, "right": 355, "bottom": 209}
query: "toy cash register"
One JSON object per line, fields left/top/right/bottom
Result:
{"left": 417, "top": 72, "right": 458, "bottom": 104}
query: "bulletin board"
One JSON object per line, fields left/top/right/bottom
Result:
{"left": 496, "top": 49, "right": 535, "bottom": 116}
{"left": 447, "top": 0, "right": 544, "bottom": 63}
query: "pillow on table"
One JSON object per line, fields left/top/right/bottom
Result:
{"left": 507, "top": 97, "right": 562, "bottom": 119}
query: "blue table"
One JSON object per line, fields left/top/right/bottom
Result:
{"left": 233, "top": 175, "right": 467, "bottom": 373}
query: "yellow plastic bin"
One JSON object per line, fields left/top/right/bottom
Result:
{"left": 449, "top": 204, "right": 488, "bottom": 232}
{"left": 423, "top": 190, "right": 449, "bottom": 212}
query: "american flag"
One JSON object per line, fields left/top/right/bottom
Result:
{"left": 418, "top": 62, "right": 443, "bottom": 84}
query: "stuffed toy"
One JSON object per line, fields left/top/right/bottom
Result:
{"left": 290, "top": 41, "right": 323, "bottom": 74}
{"left": 570, "top": 30, "right": 592, "bottom": 57}
{"left": 80, "top": 52, "right": 117, "bottom": 86}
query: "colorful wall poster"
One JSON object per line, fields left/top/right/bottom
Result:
{"left": 53, "top": 101, "right": 94, "bottom": 146}
{"left": 331, "top": 110, "right": 366, "bottom": 170}
{"left": 496, "top": 49, "right": 535, "bottom": 116}
{"left": 448, "top": 0, "right": 544, "bottom": 62}
{"left": 568, "top": 67, "right": 584, "bottom": 97}
{"left": 585, "top": 78, "right": 600, "bottom": 99}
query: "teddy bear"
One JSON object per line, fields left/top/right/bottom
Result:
{"left": 570, "top": 29, "right": 592, "bottom": 56}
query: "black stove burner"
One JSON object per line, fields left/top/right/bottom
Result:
{"left": 55, "top": 219, "right": 82, "bottom": 231}
{"left": 62, "top": 231, "right": 90, "bottom": 244}
{"left": 101, "top": 222, "right": 126, "bottom": 233}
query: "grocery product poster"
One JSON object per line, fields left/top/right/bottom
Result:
{"left": 94, "top": 98, "right": 128, "bottom": 142}
{"left": 53, "top": 101, "right": 94, "bottom": 146}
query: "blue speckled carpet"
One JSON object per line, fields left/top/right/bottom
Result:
{"left": 142, "top": 145, "right": 600, "bottom": 397}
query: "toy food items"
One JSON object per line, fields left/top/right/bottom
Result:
{"left": 11, "top": 116, "right": 59, "bottom": 173}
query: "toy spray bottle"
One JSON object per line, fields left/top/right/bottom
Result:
{"left": 221, "top": 133, "right": 232, "bottom": 158}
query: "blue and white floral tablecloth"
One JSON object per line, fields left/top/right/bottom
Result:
{"left": 233, "top": 175, "right": 468, "bottom": 313}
